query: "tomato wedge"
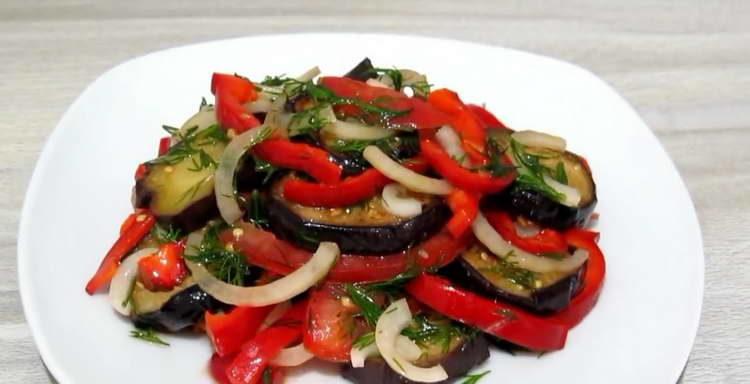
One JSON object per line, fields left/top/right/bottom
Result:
{"left": 319, "top": 76, "right": 451, "bottom": 129}
{"left": 485, "top": 211, "right": 568, "bottom": 254}
{"left": 223, "top": 223, "right": 469, "bottom": 283}
{"left": 304, "top": 283, "right": 367, "bottom": 362}
{"left": 406, "top": 273, "right": 568, "bottom": 351}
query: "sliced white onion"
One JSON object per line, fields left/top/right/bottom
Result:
{"left": 324, "top": 119, "right": 394, "bottom": 140}
{"left": 543, "top": 174, "right": 581, "bottom": 207}
{"left": 350, "top": 342, "right": 379, "bottom": 368}
{"left": 350, "top": 335, "right": 419, "bottom": 368}
{"left": 215, "top": 124, "right": 273, "bottom": 224}
{"left": 382, "top": 184, "right": 422, "bottom": 218}
{"left": 296, "top": 66, "right": 321, "bottom": 82}
{"left": 363, "top": 146, "right": 453, "bottom": 195}
{"left": 259, "top": 301, "right": 292, "bottom": 331}
{"left": 395, "top": 335, "right": 423, "bottom": 362}
{"left": 109, "top": 248, "right": 158, "bottom": 316}
{"left": 375, "top": 299, "right": 448, "bottom": 383}
{"left": 514, "top": 221, "right": 541, "bottom": 238}
{"left": 271, "top": 344, "right": 315, "bottom": 367}
{"left": 366, "top": 78, "right": 393, "bottom": 89}
{"left": 186, "top": 242, "right": 339, "bottom": 306}
{"left": 435, "top": 125, "right": 468, "bottom": 167}
{"left": 511, "top": 130, "right": 566, "bottom": 151}
{"left": 246, "top": 91, "right": 275, "bottom": 113}
{"left": 472, "top": 213, "right": 588, "bottom": 273}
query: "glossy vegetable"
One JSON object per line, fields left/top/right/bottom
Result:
{"left": 266, "top": 191, "right": 450, "bottom": 254}
{"left": 485, "top": 211, "right": 568, "bottom": 254}
{"left": 86, "top": 210, "right": 156, "bottom": 294}
{"left": 445, "top": 189, "right": 480, "bottom": 238}
{"left": 363, "top": 146, "right": 453, "bottom": 195}
{"left": 344, "top": 58, "right": 378, "bottom": 82}
{"left": 304, "top": 283, "right": 366, "bottom": 362}
{"left": 211, "top": 73, "right": 261, "bottom": 134}
{"left": 133, "top": 283, "right": 229, "bottom": 332}
{"left": 428, "top": 89, "right": 488, "bottom": 164}
{"left": 253, "top": 139, "right": 342, "bottom": 184}
{"left": 109, "top": 247, "right": 158, "bottom": 315}
{"left": 406, "top": 274, "right": 569, "bottom": 351}
{"left": 137, "top": 242, "right": 188, "bottom": 291}
{"left": 206, "top": 305, "right": 274, "bottom": 357}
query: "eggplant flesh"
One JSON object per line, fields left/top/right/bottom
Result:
{"left": 442, "top": 245, "right": 585, "bottom": 313}
{"left": 132, "top": 280, "right": 229, "bottom": 332}
{"left": 266, "top": 180, "right": 451, "bottom": 254}
{"left": 344, "top": 57, "right": 377, "bottom": 81}
{"left": 342, "top": 335, "right": 490, "bottom": 384}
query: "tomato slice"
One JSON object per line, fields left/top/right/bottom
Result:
{"left": 303, "top": 283, "right": 366, "bottom": 362}
{"left": 222, "top": 223, "right": 469, "bottom": 283}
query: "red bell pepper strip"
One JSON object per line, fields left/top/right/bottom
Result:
{"left": 445, "top": 189, "right": 480, "bottom": 238}
{"left": 549, "top": 229, "right": 606, "bottom": 328}
{"left": 467, "top": 104, "right": 507, "bottom": 130}
{"left": 85, "top": 211, "right": 156, "bottom": 294}
{"left": 428, "top": 89, "right": 488, "bottom": 164}
{"left": 281, "top": 159, "right": 428, "bottom": 207}
{"left": 319, "top": 77, "right": 451, "bottom": 129}
{"left": 485, "top": 211, "right": 568, "bottom": 254}
{"left": 406, "top": 273, "right": 568, "bottom": 351}
{"left": 158, "top": 137, "right": 171, "bottom": 156}
{"left": 211, "top": 73, "right": 261, "bottom": 134}
{"left": 206, "top": 305, "right": 274, "bottom": 357}
{"left": 253, "top": 139, "right": 342, "bottom": 184}
{"left": 134, "top": 163, "right": 148, "bottom": 181}
{"left": 137, "top": 242, "right": 188, "bottom": 291}
{"left": 225, "top": 301, "right": 307, "bottom": 384}
{"left": 210, "top": 353, "right": 234, "bottom": 384}
{"left": 420, "top": 136, "right": 516, "bottom": 194}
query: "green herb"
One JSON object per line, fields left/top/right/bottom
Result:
{"left": 479, "top": 251, "right": 538, "bottom": 289}
{"left": 365, "top": 270, "right": 418, "bottom": 293}
{"left": 200, "top": 97, "right": 208, "bottom": 110}
{"left": 262, "top": 367, "right": 273, "bottom": 384}
{"left": 353, "top": 331, "right": 376, "bottom": 349}
{"left": 401, "top": 315, "right": 467, "bottom": 353}
{"left": 151, "top": 223, "right": 182, "bottom": 244}
{"left": 185, "top": 224, "right": 250, "bottom": 285}
{"left": 405, "top": 80, "right": 432, "bottom": 97}
{"left": 370, "top": 67, "right": 404, "bottom": 90}
{"left": 554, "top": 162, "right": 568, "bottom": 184}
{"left": 392, "top": 357, "right": 406, "bottom": 373}
{"left": 541, "top": 252, "right": 566, "bottom": 260}
{"left": 346, "top": 284, "right": 383, "bottom": 327}
{"left": 121, "top": 279, "right": 136, "bottom": 308}
{"left": 148, "top": 125, "right": 228, "bottom": 172}
{"left": 130, "top": 327, "right": 169, "bottom": 346}
{"left": 510, "top": 139, "right": 565, "bottom": 202}
{"left": 297, "top": 230, "right": 320, "bottom": 245}
{"left": 484, "top": 137, "right": 516, "bottom": 177}
{"left": 178, "top": 174, "right": 213, "bottom": 203}
{"left": 252, "top": 157, "right": 278, "bottom": 184}
{"left": 288, "top": 104, "right": 331, "bottom": 135}
{"left": 261, "top": 74, "right": 288, "bottom": 86}
{"left": 246, "top": 190, "right": 268, "bottom": 227}
{"left": 461, "top": 370, "right": 490, "bottom": 384}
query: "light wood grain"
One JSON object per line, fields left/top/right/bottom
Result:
{"left": 1, "top": 1, "right": 748, "bottom": 383}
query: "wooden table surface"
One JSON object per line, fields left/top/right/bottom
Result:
{"left": 2, "top": 1, "right": 748, "bottom": 383}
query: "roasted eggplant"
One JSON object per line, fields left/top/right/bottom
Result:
{"left": 344, "top": 57, "right": 377, "bottom": 82}
{"left": 484, "top": 131, "right": 597, "bottom": 230}
{"left": 443, "top": 245, "right": 585, "bottom": 313}
{"left": 131, "top": 278, "right": 229, "bottom": 332}
{"left": 134, "top": 127, "right": 227, "bottom": 233}
{"left": 342, "top": 333, "right": 490, "bottom": 384}
{"left": 266, "top": 177, "right": 451, "bottom": 254}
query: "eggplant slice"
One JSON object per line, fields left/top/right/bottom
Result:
{"left": 442, "top": 245, "right": 585, "bottom": 313}
{"left": 483, "top": 130, "right": 597, "bottom": 230}
{"left": 266, "top": 176, "right": 451, "bottom": 254}
{"left": 131, "top": 278, "right": 230, "bottom": 332}
{"left": 342, "top": 334, "right": 490, "bottom": 384}
{"left": 344, "top": 57, "right": 378, "bottom": 82}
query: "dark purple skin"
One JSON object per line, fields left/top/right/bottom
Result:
{"left": 266, "top": 195, "right": 451, "bottom": 255}
{"left": 483, "top": 187, "right": 597, "bottom": 231}
{"left": 134, "top": 180, "right": 219, "bottom": 234}
{"left": 341, "top": 335, "right": 490, "bottom": 384}
{"left": 133, "top": 285, "right": 230, "bottom": 332}
{"left": 440, "top": 256, "right": 586, "bottom": 314}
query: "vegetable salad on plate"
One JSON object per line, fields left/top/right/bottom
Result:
{"left": 85, "top": 58, "right": 605, "bottom": 384}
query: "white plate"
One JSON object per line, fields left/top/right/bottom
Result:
{"left": 18, "top": 34, "right": 703, "bottom": 384}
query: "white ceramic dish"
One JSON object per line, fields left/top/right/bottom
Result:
{"left": 18, "top": 33, "right": 703, "bottom": 384}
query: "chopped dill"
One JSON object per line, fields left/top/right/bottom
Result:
{"left": 185, "top": 224, "right": 250, "bottom": 286}
{"left": 151, "top": 223, "right": 182, "bottom": 244}
{"left": 130, "top": 327, "right": 169, "bottom": 346}
{"left": 461, "top": 370, "right": 491, "bottom": 384}
{"left": 479, "top": 251, "right": 538, "bottom": 289}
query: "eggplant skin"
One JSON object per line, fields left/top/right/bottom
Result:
{"left": 134, "top": 180, "right": 219, "bottom": 234}
{"left": 133, "top": 285, "right": 229, "bottom": 332}
{"left": 341, "top": 335, "right": 490, "bottom": 384}
{"left": 442, "top": 258, "right": 586, "bottom": 314}
{"left": 483, "top": 186, "right": 597, "bottom": 230}
{"left": 344, "top": 58, "right": 377, "bottom": 81}
{"left": 266, "top": 197, "right": 451, "bottom": 255}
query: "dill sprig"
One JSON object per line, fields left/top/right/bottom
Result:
{"left": 370, "top": 67, "right": 404, "bottom": 90}
{"left": 510, "top": 139, "right": 566, "bottom": 202}
{"left": 346, "top": 284, "right": 383, "bottom": 327}
{"left": 353, "top": 331, "right": 376, "bottom": 350}
{"left": 151, "top": 223, "right": 182, "bottom": 244}
{"left": 130, "top": 327, "right": 169, "bottom": 346}
{"left": 461, "top": 370, "right": 491, "bottom": 384}
{"left": 185, "top": 224, "right": 250, "bottom": 286}
{"left": 148, "top": 124, "right": 228, "bottom": 172}
{"left": 288, "top": 104, "right": 332, "bottom": 136}
{"left": 479, "top": 250, "right": 538, "bottom": 289}
{"left": 246, "top": 190, "right": 269, "bottom": 227}
{"left": 484, "top": 137, "right": 516, "bottom": 177}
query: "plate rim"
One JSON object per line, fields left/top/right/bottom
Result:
{"left": 17, "top": 32, "right": 705, "bottom": 384}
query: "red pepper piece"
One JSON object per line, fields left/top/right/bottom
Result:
{"left": 206, "top": 305, "right": 274, "bottom": 357}
{"left": 210, "top": 353, "right": 234, "bottom": 384}
{"left": 485, "top": 211, "right": 568, "bottom": 254}
{"left": 549, "top": 229, "right": 606, "bottom": 328}
{"left": 428, "top": 89, "right": 488, "bottom": 164}
{"left": 406, "top": 273, "right": 568, "bottom": 351}
{"left": 253, "top": 139, "right": 342, "bottom": 184}
{"left": 85, "top": 211, "right": 156, "bottom": 294}
{"left": 134, "top": 163, "right": 148, "bottom": 181}
{"left": 225, "top": 301, "right": 307, "bottom": 384}
{"left": 158, "top": 137, "right": 171, "bottom": 156}
{"left": 281, "top": 159, "right": 428, "bottom": 207}
{"left": 446, "top": 189, "right": 480, "bottom": 238}
{"left": 420, "top": 136, "right": 516, "bottom": 194}
{"left": 211, "top": 73, "right": 261, "bottom": 134}
{"left": 137, "top": 242, "right": 188, "bottom": 291}
{"left": 319, "top": 77, "right": 451, "bottom": 129}
{"left": 466, "top": 104, "right": 507, "bottom": 130}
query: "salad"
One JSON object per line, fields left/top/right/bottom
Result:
{"left": 85, "top": 58, "right": 605, "bottom": 384}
